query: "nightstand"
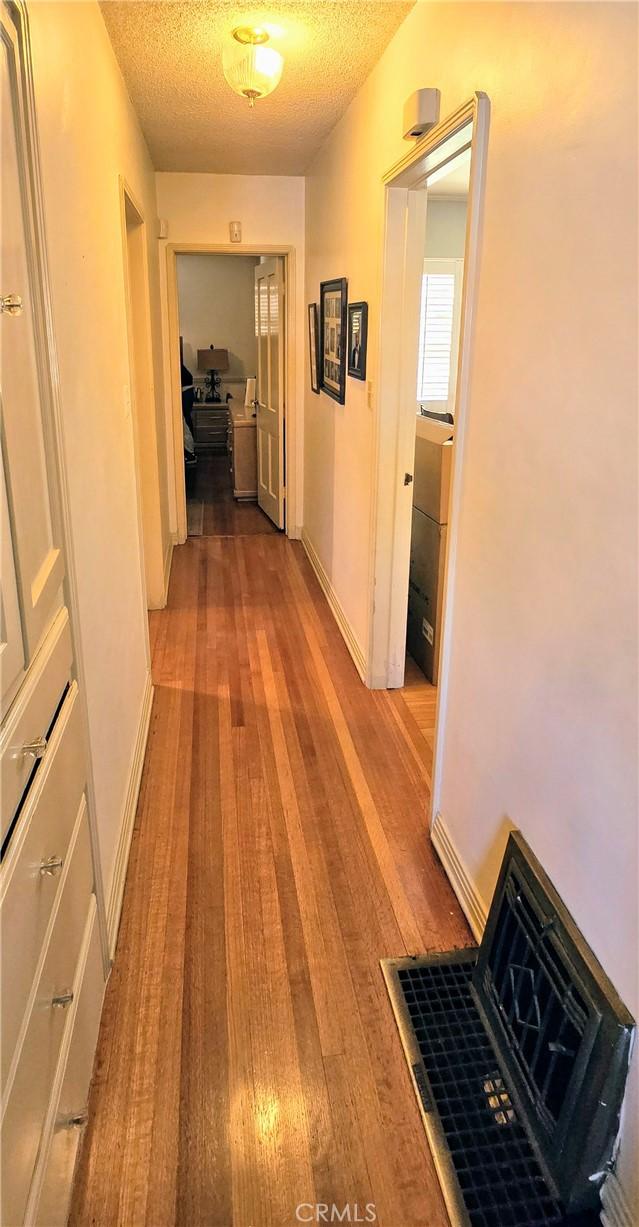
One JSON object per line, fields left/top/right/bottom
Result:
{"left": 192, "top": 403, "right": 228, "bottom": 450}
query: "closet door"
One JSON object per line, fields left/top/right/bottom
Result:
{"left": 1, "top": 18, "right": 64, "bottom": 664}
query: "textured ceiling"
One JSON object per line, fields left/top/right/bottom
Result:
{"left": 100, "top": 1, "right": 414, "bottom": 175}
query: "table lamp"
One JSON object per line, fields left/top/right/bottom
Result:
{"left": 197, "top": 346, "right": 230, "bottom": 402}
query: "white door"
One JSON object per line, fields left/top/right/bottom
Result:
{"left": 254, "top": 257, "right": 285, "bottom": 529}
{"left": 1, "top": 23, "right": 65, "bottom": 660}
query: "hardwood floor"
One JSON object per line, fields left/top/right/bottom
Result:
{"left": 400, "top": 655, "right": 438, "bottom": 763}
{"left": 70, "top": 533, "right": 473, "bottom": 1227}
{"left": 186, "top": 451, "right": 277, "bottom": 537}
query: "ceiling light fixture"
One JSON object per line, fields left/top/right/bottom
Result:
{"left": 222, "top": 26, "right": 284, "bottom": 108}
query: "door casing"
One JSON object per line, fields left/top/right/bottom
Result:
{"left": 120, "top": 179, "right": 166, "bottom": 618}
{"left": 165, "top": 244, "right": 297, "bottom": 543}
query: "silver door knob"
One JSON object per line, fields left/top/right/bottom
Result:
{"left": 0, "top": 294, "right": 23, "bottom": 316}
{"left": 22, "top": 736, "right": 47, "bottom": 760}
{"left": 52, "top": 990, "right": 74, "bottom": 1009}
{"left": 40, "top": 855, "right": 64, "bottom": 876}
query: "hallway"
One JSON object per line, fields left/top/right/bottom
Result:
{"left": 70, "top": 532, "right": 472, "bottom": 1227}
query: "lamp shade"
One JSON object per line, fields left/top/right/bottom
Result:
{"left": 222, "top": 39, "right": 283, "bottom": 106}
{"left": 197, "top": 347, "right": 229, "bottom": 372}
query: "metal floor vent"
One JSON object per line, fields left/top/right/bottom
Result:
{"left": 382, "top": 832, "right": 634, "bottom": 1227}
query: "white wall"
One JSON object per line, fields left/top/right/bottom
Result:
{"left": 156, "top": 173, "right": 305, "bottom": 535}
{"left": 425, "top": 199, "right": 467, "bottom": 258}
{"left": 304, "top": 1, "right": 638, "bottom": 1210}
{"left": 177, "top": 253, "right": 259, "bottom": 382}
{"left": 28, "top": 1, "right": 164, "bottom": 907}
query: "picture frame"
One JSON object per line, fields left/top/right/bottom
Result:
{"left": 319, "top": 278, "right": 348, "bottom": 404}
{"left": 308, "top": 302, "right": 320, "bottom": 394}
{"left": 347, "top": 302, "right": 368, "bottom": 380}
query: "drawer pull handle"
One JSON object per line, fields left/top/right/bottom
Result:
{"left": 40, "top": 855, "right": 64, "bottom": 876}
{"left": 22, "top": 736, "right": 47, "bottom": 760}
{"left": 64, "top": 1111, "right": 88, "bottom": 1129}
{"left": 0, "top": 293, "right": 23, "bottom": 316}
{"left": 52, "top": 990, "right": 74, "bottom": 1009}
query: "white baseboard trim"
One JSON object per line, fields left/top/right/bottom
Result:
{"left": 163, "top": 538, "right": 175, "bottom": 606}
{"left": 430, "top": 810, "right": 488, "bottom": 942}
{"left": 106, "top": 672, "right": 154, "bottom": 957}
{"left": 600, "top": 1170, "right": 635, "bottom": 1227}
{"left": 301, "top": 529, "right": 367, "bottom": 683}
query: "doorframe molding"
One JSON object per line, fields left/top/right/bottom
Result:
{"left": 164, "top": 243, "right": 298, "bottom": 542}
{"left": 4, "top": 0, "right": 110, "bottom": 971}
{"left": 368, "top": 93, "right": 490, "bottom": 834}
{"left": 118, "top": 176, "right": 166, "bottom": 624}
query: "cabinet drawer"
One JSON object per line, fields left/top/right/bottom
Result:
{"left": 1, "top": 684, "right": 87, "bottom": 1090}
{"left": 1, "top": 808, "right": 93, "bottom": 1227}
{"left": 31, "top": 898, "right": 104, "bottom": 1227}
{"left": 1, "top": 608, "right": 73, "bottom": 842}
{"left": 195, "top": 426, "right": 227, "bottom": 446}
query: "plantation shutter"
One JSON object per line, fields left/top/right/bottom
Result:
{"left": 416, "top": 258, "right": 464, "bottom": 413}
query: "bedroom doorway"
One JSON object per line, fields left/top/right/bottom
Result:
{"left": 166, "top": 245, "right": 295, "bottom": 543}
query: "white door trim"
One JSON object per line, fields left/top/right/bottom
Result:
{"left": 164, "top": 243, "right": 298, "bottom": 542}
{"left": 368, "top": 93, "right": 490, "bottom": 835}
{"left": 119, "top": 177, "right": 165, "bottom": 620}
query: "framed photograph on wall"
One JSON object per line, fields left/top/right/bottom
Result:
{"left": 308, "top": 303, "right": 320, "bottom": 394}
{"left": 347, "top": 302, "right": 368, "bottom": 380}
{"left": 320, "top": 278, "right": 347, "bottom": 404}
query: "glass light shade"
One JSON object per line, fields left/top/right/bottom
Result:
{"left": 222, "top": 41, "right": 283, "bottom": 106}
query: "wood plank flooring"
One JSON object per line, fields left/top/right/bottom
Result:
{"left": 186, "top": 452, "right": 277, "bottom": 537}
{"left": 70, "top": 532, "right": 473, "bottom": 1227}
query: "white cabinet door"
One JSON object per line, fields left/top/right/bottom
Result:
{"left": 0, "top": 447, "right": 25, "bottom": 708}
{"left": 255, "top": 257, "right": 285, "bottom": 529}
{"left": 1, "top": 22, "right": 64, "bottom": 661}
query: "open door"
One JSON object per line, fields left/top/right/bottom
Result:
{"left": 254, "top": 257, "right": 285, "bottom": 529}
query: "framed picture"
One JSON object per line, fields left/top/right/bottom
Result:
{"left": 320, "top": 278, "right": 347, "bottom": 404}
{"left": 308, "top": 303, "right": 320, "bottom": 393}
{"left": 347, "top": 302, "right": 368, "bottom": 380}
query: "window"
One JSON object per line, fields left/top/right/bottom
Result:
{"left": 416, "top": 257, "right": 464, "bottom": 413}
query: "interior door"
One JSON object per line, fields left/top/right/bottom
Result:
{"left": 1, "top": 19, "right": 65, "bottom": 659}
{"left": 254, "top": 257, "right": 285, "bottom": 529}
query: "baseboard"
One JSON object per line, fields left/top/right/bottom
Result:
{"left": 301, "top": 529, "right": 367, "bottom": 683}
{"left": 600, "top": 1170, "right": 635, "bottom": 1227}
{"left": 163, "top": 538, "right": 174, "bottom": 606}
{"left": 106, "top": 672, "right": 154, "bottom": 957}
{"left": 430, "top": 810, "right": 488, "bottom": 942}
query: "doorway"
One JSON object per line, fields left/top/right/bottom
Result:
{"left": 121, "top": 183, "right": 166, "bottom": 611}
{"left": 167, "top": 245, "right": 295, "bottom": 543}
{"left": 369, "top": 94, "right": 490, "bottom": 817}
